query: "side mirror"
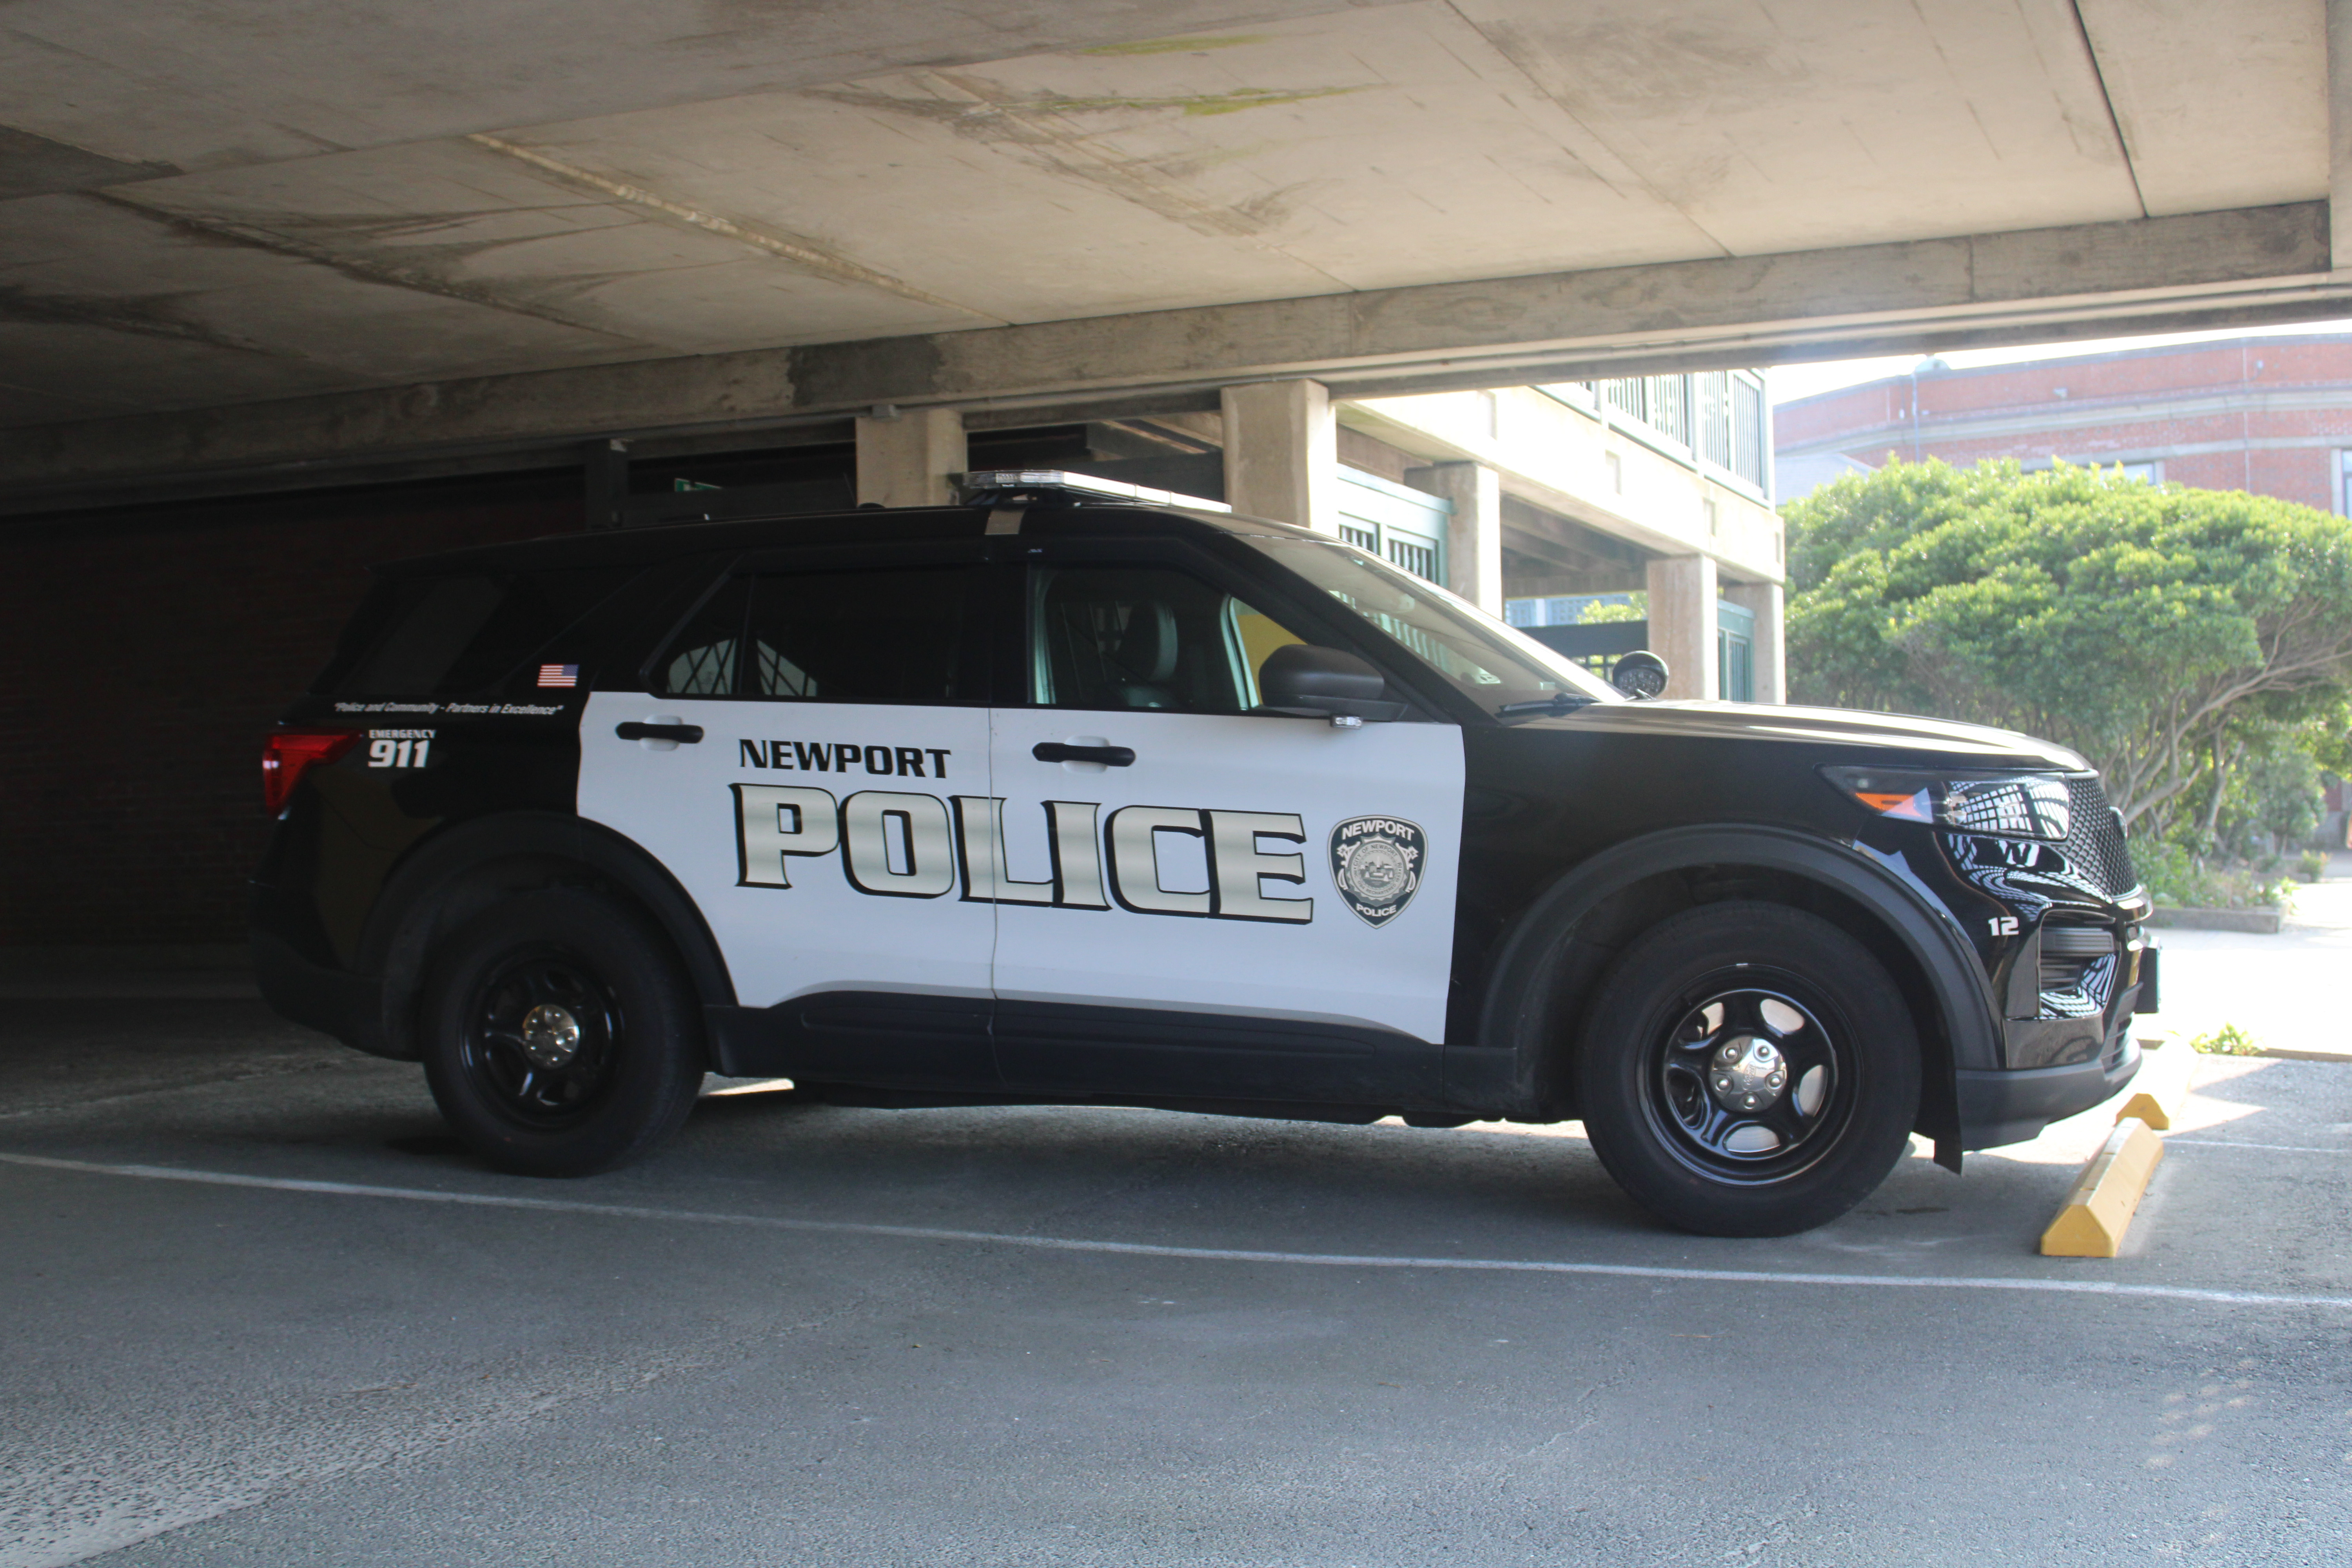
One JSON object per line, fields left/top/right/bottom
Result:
{"left": 1612, "top": 650, "right": 1670, "bottom": 700}
{"left": 1258, "top": 644, "right": 1407, "bottom": 721}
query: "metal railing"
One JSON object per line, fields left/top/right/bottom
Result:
{"left": 1577, "top": 370, "right": 1770, "bottom": 494}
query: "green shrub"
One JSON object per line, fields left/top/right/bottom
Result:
{"left": 2301, "top": 849, "right": 2331, "bottom": 882}
{"left": 2190, "top": 1023, "right": 2264, "bottom": 1056}
{"left": 2129, "top": 837, "right": 2296, "bottom": 909}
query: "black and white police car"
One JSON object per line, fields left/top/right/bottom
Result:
{"left": 254, "top": 472, "right": 2154, "bottom": 1236}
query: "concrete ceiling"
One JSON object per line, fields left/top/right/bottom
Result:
{"left": 0, "top": 0, "right": 2341, "bottom": 485}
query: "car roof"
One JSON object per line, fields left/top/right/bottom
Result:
{"left": 370, "top": 499, "right": 1320, "bottom": 578}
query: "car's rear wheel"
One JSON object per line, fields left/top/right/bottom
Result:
{"left": 1575, "top": 900, "right": 1920, "bottom": 1237}
{"left": 420, "top": 889, "right": 703, "bottom": 1176}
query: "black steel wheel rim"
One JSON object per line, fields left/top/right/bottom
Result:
{"left": 457, "top": 945, "right": 624, "bottom": 1128}
{"left": 1638, "top": 972, "right": 1859, "bottom": 1185}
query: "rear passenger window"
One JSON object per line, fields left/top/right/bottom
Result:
{"left": 328, "top": 566, "right": 637, "bottom": 695}
{"left": 651, "top": 566, "right": 978, "bottom": 704}
{"left": 655, "top": 578, "right": 750, "bottom": 696}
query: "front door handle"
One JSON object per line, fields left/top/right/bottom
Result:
{"left": 616, "top": 721, "right": 705, "bottom": 744}
{"left": 1032, "top": 742, "right": 1134, "bottom": 766}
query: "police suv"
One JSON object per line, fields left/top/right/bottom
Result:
{"left": 254, "top": 474, "right": 2154, "bottom": 1237}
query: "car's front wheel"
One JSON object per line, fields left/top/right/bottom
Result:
{"left": 420, "top": 889, "right": 704, "bottom": 1177}
{"left": 1575, "top": 900, "right": 1920, "bottom": 1237}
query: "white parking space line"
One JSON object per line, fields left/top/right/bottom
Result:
{"left": 6, "top": 1151, "right": 2348, "bottom": 1311}
{"left": 2163, "top": 1138, "right": 2352, "bottom": 1155}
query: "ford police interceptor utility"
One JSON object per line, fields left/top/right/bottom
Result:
{"left": 253, "top": 473, "right": 2155, "bottom": 1237}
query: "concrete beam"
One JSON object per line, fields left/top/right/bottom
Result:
{"left": 5, "top": 203, "right": 2342, "bottom": 511}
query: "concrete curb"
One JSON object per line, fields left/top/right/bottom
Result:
{"left": 2143, "top": 1032, "right": 2352, "bottom": 1065}
{"left": 2147, "top": 906, "right": 2282, "bottom": 933}
{"left": 2041, "top": 1118, "right": 2165, "bottom": 1258}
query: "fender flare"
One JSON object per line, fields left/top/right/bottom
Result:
{"left": 357, "top": 811, "right": 736, "bottom": 1057}
{"left": 1470, "top": 824, "right": 1999, "bottom": 1137}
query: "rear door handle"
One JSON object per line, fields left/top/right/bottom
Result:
{"left": 616, "top": 722, "right": 705, "bottom": 743}
{"left": 1032, "top": 742, "right": 1134, "bottom": 766}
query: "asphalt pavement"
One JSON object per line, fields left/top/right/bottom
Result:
{"left": 3, "top": 980, "right": 2349, "bottom": 1567}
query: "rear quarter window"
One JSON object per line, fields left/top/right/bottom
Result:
{"left": 319, "top": 565, "right": 639, "bottom": 696}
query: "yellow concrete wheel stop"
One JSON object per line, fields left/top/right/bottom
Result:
{"left": 2114, "top": 1041, "right": 2190, "bottom": 1131}
{"left": 2041, "top": 1118, "right": 2164, "bottom": 1258}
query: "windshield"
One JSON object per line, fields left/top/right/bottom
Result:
{"left": 1236, "top": 535, "right": 1622, "bottom": 715}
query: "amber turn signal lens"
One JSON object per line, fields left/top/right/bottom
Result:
{"left": 1852, "top": 789, "right": 1933, "bottom": 822}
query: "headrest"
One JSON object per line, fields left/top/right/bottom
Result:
{"left": 1112, "top": 601, "right": 1178, "bottom": 683}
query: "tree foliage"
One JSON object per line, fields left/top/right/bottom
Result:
{"left": 1783, "top": 459, "right": 2352, "bottom": 829}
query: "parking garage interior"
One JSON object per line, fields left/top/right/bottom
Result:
{"left": 6, "top": 2, "right": 2352, "bottom": 1563}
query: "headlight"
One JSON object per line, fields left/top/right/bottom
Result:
{"left": 1820, "top": 766, "right": 2073, "bottom": 842}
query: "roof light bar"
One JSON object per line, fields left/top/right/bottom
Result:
{"left": 950, "top": 469, "right": 1230, "bottom": 512}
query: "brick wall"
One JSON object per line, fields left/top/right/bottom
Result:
{"left": 1773, "top": 335, "right": 2352, "bottom": 512}
{"left": 0, "top": 473, "right": 579, "bottom": 947}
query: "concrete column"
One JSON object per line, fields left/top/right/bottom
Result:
{"left": 855, "top": 407, "right": 965, "bottom": 508}
{"left": 2332, "top": 0, "right": 2352, "bottom": 269}
{"left": 582, "top": 437, "right": 629, "bottom": 531}
{"left": 1645, "top": 554, "right": 1719, "bottom": 701}
{"left": 1409, "top": 461, "right": 1503, "bottom": 616}
{"left": 1722, "top": 580, "right": 1786, "bottom": 704}
{"left": 1221, "top": 379, "right": 1338, "bottom": 533}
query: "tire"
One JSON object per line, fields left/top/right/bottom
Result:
{"left": 1574, "top": 900, "right": 1920, "bottom": 1237}
{"left": 419, "top": 888, "right": 704, "bottom": 1177}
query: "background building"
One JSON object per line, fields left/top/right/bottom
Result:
{"left": 1774, "top": 333, "right": 2352, "bottom": 508}
{"left": 1345, "top": 372, "right": 1783, "bottom": 706}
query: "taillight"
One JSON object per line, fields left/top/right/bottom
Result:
{"left": 262, "top": 730, "right": 360, "bottom": 815}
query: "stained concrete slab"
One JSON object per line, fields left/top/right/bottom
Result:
{"left": 1, "top": 0, "right": 2336, "bottom": 446}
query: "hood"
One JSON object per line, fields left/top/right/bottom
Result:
{"left": 1536, "top": 701, "right": 2091, "bottom": 771}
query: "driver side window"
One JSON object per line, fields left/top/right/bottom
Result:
{"left": 1027, "top": 564, "right": 1305, "bottom": 715}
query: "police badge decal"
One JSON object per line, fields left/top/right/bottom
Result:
{"left": 1328, "top": 816, "right": 1425, "bottom": 927}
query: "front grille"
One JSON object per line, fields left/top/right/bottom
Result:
{"left": 2062, "top": 775, "right": 2137, "bottom": 897}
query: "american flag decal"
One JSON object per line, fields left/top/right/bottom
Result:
{"left": 537, "top": 663, "right": 580, "bottom": 688}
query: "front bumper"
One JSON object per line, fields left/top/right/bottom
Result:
{"left": 1958, "top": 963, "right": 2144, "bottom": 1150}
{"left": 1955, "top": 1043, "right": 2141, "bottom": 1150}
{"left": 1951, "top": 915, "right": 2156, "bottom": 1150}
